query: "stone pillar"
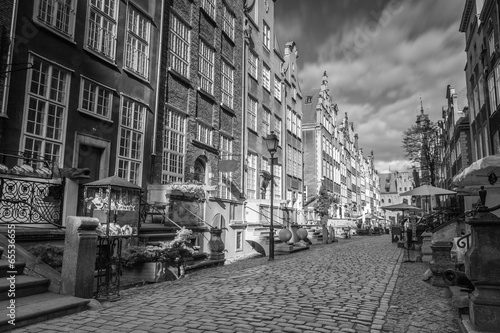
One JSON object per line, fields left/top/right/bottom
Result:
{"left": 465, "top": 199, "right": 500, "bottom": 332}
{"left": 290, "top": 224, "right": 299, "bottom": 244}
{"left": 61, "top": 216, "right": 99, "bottom": 299}
{"left": 429, "top": 242, "right": 455, "bottom": 287}
{"left": 421, "top": 231, "right": 432, "bottom": 262}
{"left": 207, "top": 228, "right": 225, "bottom": 260}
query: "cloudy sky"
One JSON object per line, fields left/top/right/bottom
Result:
{"left": 275, "top": 0, "right": 467, "bottom": 173}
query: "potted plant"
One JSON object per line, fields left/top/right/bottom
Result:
{"left": 121, "top": 227, "right": 195, "bottom": 282}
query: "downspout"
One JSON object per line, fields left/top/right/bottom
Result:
{"left": 241, "top": 18, "right": 248, "bottom": 223}
{"left": 151, "top": 0, "right": 165, "bottom": 184}
{"left": 0, "top": 0, "right": 18, "bottom": 141}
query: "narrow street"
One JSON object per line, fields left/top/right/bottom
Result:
{"left": 11, "top": 236, "right": 458, "bottom": 333}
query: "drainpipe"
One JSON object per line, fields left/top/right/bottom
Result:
{"left": 241, "top": 18, "right": 248, "bottom": 223}
{"left": 150, "top": 0, "right": 165, "bottom": 184}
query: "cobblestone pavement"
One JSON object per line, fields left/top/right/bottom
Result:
{"left": 12, "top": 235, "right": 458, "bottom": 333}
{"left": 382, "top": 260, "right": 459, "bottom": 333}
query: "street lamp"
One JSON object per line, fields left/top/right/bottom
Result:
{"left": 264, "top": 131, "right": 279, "bottom": 261}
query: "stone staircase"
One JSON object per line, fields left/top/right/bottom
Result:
{"left": 0, "top": 259, "right": 90, "bottom": 331}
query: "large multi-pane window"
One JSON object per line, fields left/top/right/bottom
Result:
{"left": 286, "top": 145, "right": 293, "bottom": 175}
{"left": 35, "top": 0, "right": 76, "bottom": 37}
{"left": 286, "top": 107, "right": 292, "bottom": 131}
{"left": 274, "top": 116, "right": 281, "bottom": 143}
{"left": 199, "top": 40, "right": 215, "bottom": 93}
{"left": 79, "top": 77, "right": 112, "bottom": 119}
{"left": 496, "top": 65, "right": 500, "bottom": 107}
{"left": 117, "top": 98, "right": 145, "bottom": 185}
{"left": 262, "top": 64, "right": 271, "bottom": 91}
{"left": 262, "top": 109, "right": 271, "bottom": 135}
{"left": 247, "top": 153, "right": 257, "bottom": 199}
{"left": 87, "top": 0, "right": 118, "bottom": 60}
{"left": 263, "top": 21, "right": 271, "bottom": 50}
{"left": 247, "top": 95, "right": 257, "bottom": 131}
{"left": 125, "top": 6, "right": 150, "bottom": 78}
{"left": 23, "top": 56, "right": 69, "bottom": 166}
{"left": 162, "top": 109, "right": 186, "bottom": 183}
{"left": 219, "top": 135, "right": 233, "bottom": 199}
{"left": 169, "top": 13, "right": 190, "bottom": 77}
{"left": 248, "top": 51, "right": 258, "bottom": 79}
{"left": 274, "top": 75, "right": 282, "bottom": 101}
{"left": 221, "top": 61, "right": 234, "bottom": 108}
{"left": 197, "top": 122, "right": 213, "bottom": 145}
{"left": 222, "top": 4, "right": 235, "bottom": 40}
{"left": 201, "top": 0, "right": 216, "bottom": 20}
{"left": 274, "top": 164, "right": 281, "bottom": 200}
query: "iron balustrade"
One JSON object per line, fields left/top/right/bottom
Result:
{"left": 457, "top": 233, "right": 472, "bottom": 250}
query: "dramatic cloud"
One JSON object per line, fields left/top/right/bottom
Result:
{"left": 275, "top": 0, "right": 467, "bottom": 173}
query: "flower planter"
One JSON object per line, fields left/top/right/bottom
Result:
{"left": 123, "top": 262, "right": 177, "bottom": 283}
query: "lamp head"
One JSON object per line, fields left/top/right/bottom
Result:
{"left": 265, "top": 131, "right": 279, "bottom": 154}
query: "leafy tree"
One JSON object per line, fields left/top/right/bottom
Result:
{"left": 314, "top": 182, "right": 339, "bottom": 243}
{"left": 402, "top": 120, "right": 441, "bottom": 186}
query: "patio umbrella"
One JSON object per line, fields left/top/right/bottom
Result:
{"left": 382, "top": 203, "right": 422, "bottom": 220}
{"left": 452, "top": 155, "right": 500, "bottom": 188}
{"left": 400, "top": 184, "right": 456, "bottom": 196}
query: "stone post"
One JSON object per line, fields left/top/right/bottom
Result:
{"left": 290, "top": 224, "right": 299, "bottom": 244}
{"left": 429, "top": 241, "right": 455, "bottom": 287}
{"left": 207, "top": 228, "right": 225, "bottom": 260}
{"left": 421, "top": 231, "right": 432, "bottom": 262}
{"left": 61, "top": 216, "right": 99, "bottom": 298}
{"left": 465, "top": 188, "right": 500, "bottom": 332}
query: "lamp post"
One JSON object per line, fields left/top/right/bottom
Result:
{"left": 265, "top": 131, "right": 279, "bottom": 261}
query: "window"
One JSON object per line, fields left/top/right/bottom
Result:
{"left": 219, "top": 135, "right": 233, "bottom": 200}
{"left": 297, "top": 116, "right": 302, "bottom": 139}
{"left": 292, "top": 86, "right": 297, "bottom": 101}
{"left": 473, "top": 85, "right": 480, "bottom": 118}
{"left": 162, "top": 109, "right": 186, "bottom": 183}
{"left": 489, "top": 74, "right": 496, "bottom": 111}
{"left": 23, "top": 55, "right": 69, "bottom": 167}
{"left": 262, "top": 109, "right": 271, "bottom": 135}
{"left": 261, "top": 157, "right": 270, "bottom": 173}
{"left": 489, "top": 32, "right": 495, "bottom": 56}
{"left": 169, "top": 13, "right": 190, "bottom": 77}
{"left": 247, "top": 152, "right": 257, "bottom": 199}
{"left": 87, "top": 0, "right": 118, "bottom": 60}
{"left": 35, "top": 0, "right": 76, "bottom": 37}
{"left": 292, "top": 112, "right": 297, "bottom": 136}
{"left": 222, "top": 4, "right": 235, "bottom": 40}
{"left": 248, "top": 51, "right": 258, "bottom": 79}
{"left": 199, "top": 40, "right": 215, "bottom": 93}
{"left": 79, "top": 77, "right": 112, "bottom": 119}
{"left": 286, "top": 145, "right": 293, "bottom": 175}
{"left": 247, "top": 95, "right": 257, "bottom": 131}
{"left": 221, "top": 61, "right": 234, "bottom": 108}
{"left": 236, "top": 231, "right": 242, "bottom": 250}
{"left": 117, "top": 97, "right": 145, "bottom": 185}
{"left": 496, "top": 65, "right": 500, "bottom": 108}
{"left": 286, "top": 107, "right": 292, "bottom": 131}
{"left": 201, "top": 0, "right": 216, "bottom": 20}
{"left": 197, "top": 122, "right": 213, "bottom": 146}
{"left": 263, "top": 21, "right": 270, "bottom": 50}
{"left": 274, "top": 75, "right": 282, "bottom": 101}
{"left": 125, "top": 6, "right": 150, "bottom": 78}
{"left": 274, "top": 116, "right": 281, "bottom": 144}
{"left": 274, "top": 164, "right": 281, "bottom": 200}
{"left": 262, "top": 64, "right": 271, "bottom": 91}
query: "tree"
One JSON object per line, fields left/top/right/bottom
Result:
{"left": 402, "top": 120, "right": 441, "bottom": 186}
{"left": 314, "top": 182, "right": 339, "bottom": 243}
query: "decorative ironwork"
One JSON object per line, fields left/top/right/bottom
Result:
{"left": 457, "top": 233, "right": 471, "bottom": 250}
{"left": 95, "top": 236, "right": 126, "bottom": 301}
{"left": 0, "top": 177, "right": 63, "bottom": 226}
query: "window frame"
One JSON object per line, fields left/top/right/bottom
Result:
{"left": 262, "top": 108, "right": 271, "bottom": 135}
{"left": 201, "top": 0, "right": 216, "bottom": 20}
{"left": 274, "top": 75, "right": 282, "bottom": 102}
{"left": 78, "top": 76, "right": 113, "bottom": 120}
{"left": 247, "top": 95, "right": 257, "bottom": 131}
{"left": 199, "top": 40, "right": 215, "bottom": 94}
{"left": 263, "top": 20, "right": 271, "bottom": 50}
{"left": 248, "top": 50, "right": 258, "bottom": 79}
{"left": 222, "top": 4, "right": 235, "bottom": 40}
{"left": 196, "top": 121, "right": 213, "bottom": 146}
{"left": 169, "top": 13, "right": 191, "bottom": 78}
{"left": 247, "top": 152, "right": 257, "bottom": 199}
{"left": 86, "top": 0, "right": 119, "bottom": 61}
{"left": 162, "top": 108, "right": 187, "bottom": 183}
{"left": 262, "top": 64, "right": 271, "bottom": 92}
{"left": 124, "top": 5, "right": 151, "bottom": 79}
{"left": 219, "top": 134, "right": 233, "bottom": 200}
{"left": 34, "top": 0, "right": 77, "bottom": 39}
{"left": 221, "top": 60, "right": 234, "bottom": 108}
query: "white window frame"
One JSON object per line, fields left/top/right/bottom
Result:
{"left": 286, "top": 107, "right": 292, "bottom": 131}
{"left": 236, "top": 231, "right": 243, "bottom": 250}
{"left": 221, "top": 60, "right": 234, "bottom": 108}
{"left": 197, "top": 121, "right": 213, "bottom": 146}
{"left": 22, "top": 54, "right": 70, "bottom": 167}
{"left": 274, "top": 116, "right": 281, "bottom": 144}
{"left": 248, "top": 50, "right": 258, "bottom": 79}
{"left": 86, "top": 0, "right": 118, "bottom": 61}
{"left": 262, "top": 64, "right": 271, "bottom": 91}
{"left": 247, "top": 152, "right": 257, "bottom": 199}
{"left": 263, "top": 20, "right": 271, "bottom": 50}
{"left": 286, "top": 145, "right": 293, "bottom": 175}
{"left": 262, "top": 108, "right": 271, "bottom": 135}
{"left": 247, "top": 95, "right": 257, "bottom": 131}
{"left": 219, "top": 134, "right": 233, "bottom": 200}
{"left": 125, "top": 5, "right": 150, "bottom": 78}
{"left": 297, "top": 116, "right": 302, "bottom": 139}
{"left": 201, "top": 0, "right": 216, "bottom": 20}
{"left": 34, "top": 0, "right": 76, "bottom": 38}
{"left": 488, "top": 73, "right": 497, "bottom": 111}
{"left": 79, "top": 76, "right": 113, "bottom": 120}
{"left": 199, "top": 40, "right": 215, "bottom": 94}
{"left": 274, "top": 164, "right": 281, "bottom": 200}
{"left": 117, "top": 97, "right": 145, "bottom": 185}
{"left": 222, "top": 4, "right": 235, "bottom": 40}
{"left": 169, "top": 13, "right": 190, "bottom": 77}
{"left": 162, "top": 109, "right": 186, "bottom": 183}
{"left": 274, "top": 75, "right": 282, "bottom": 102}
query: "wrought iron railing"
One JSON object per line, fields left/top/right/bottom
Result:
{"left": 457, "top": 233, "right": 472, "bottom": 250}
{"left": 0, "top": 177, "right": 64, "bottom": 226}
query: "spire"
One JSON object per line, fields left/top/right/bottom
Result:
{"left": 420, "top": 95, "right": 424, "bottom": 114}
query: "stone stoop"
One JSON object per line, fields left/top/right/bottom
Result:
{"left": 0, "top": 259, "right": 89, "bottom": 332}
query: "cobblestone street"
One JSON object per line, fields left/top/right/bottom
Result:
{"left": 12, "top": 235, "right": 459, "bottom": 333}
